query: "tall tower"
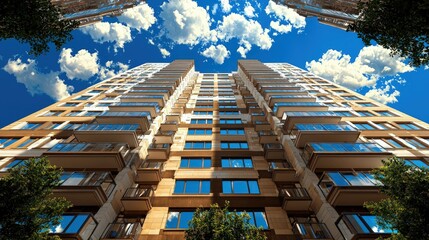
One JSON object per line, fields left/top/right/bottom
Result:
{"left": 1, "top": 60, "right": 427, "bottom": 239}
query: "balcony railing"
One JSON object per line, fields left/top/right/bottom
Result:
{"left": 102, "top": 220, "right": 142, "bottom": 240}
{"left": 336, "top": 213, "right": 395, "bottom": 240}
{"left": 136, "top": 161, "right": 165, "bottom": 184}
{"left": 290, "top": 124, "right": 360, "bottom": 148}
{"left": 282, "top": 111, "right": 341, "bottom": 130}
{"left": 122, "top": 187, "right": 154, "bottom": 212}
{"left": 292, "top": 222, "right": 333, "bottom": 240}
{"left": 74, "top": 124, "right": 140, "bottom": 148}
{"left": 280, "top": 187, "right": 312, "bottom": 211}
{"left": 96, "top": 111, "right": 152, "bottom": 132}
{"left": 280, "top": 187, "right": 310, "bottom": 199}
{"left": 49, "top": 213, "right": 97, "bottom": 240}
{"left": 264, "top": 143, "right": 285, "bottom": 159}
{"left": 48, "top": 142, "right": 129, "bottom": 157}
{"left": 76, "top": 124, "right": 139, "bottom": 132}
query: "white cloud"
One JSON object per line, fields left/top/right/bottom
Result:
{"left": 58, "top": 48, "right": 99, "bottom": 80}
{"left": 365, "top": 84, "right": 400, "bottom": 104}
{"left": 3, "top": 58, "right": 72, "bottom": 100}
{"left": 201, "top": 44, "right": 230, "bottom": 64}
{"left": 117, "top": 3, "right": 156, "bottom": 32}
{"left": 244, "top": 2, "right": 256, "bottom": 18}
{"left": 81, "top": 22, "right": 132, "bottom": 51}
{"left": 265, "top": 0, "right": 306, "bottom": 29}
{"left": 159, "top": 47, "right": 171, "bottom": 58}
{"left": 148, "top": 39, "right": 155, "bottom": 45}
{"left": 212, "top": 4, "right": 219, "bottom": 15}
{"left": 220, "top": 0, "right": 232, "bottom": 13}
{"left": 160, "top": 0, "right": 215, "bottom": 45}
{"left": 217, "top": 13, "right": 273, "bottom": 51}
{"left": 98, "top": 61, "right": 129, "bottom": 80}
{"left": 306, "top": 45, "right": 414, "bottom": 90}
{"left": 237, "top": 41, "right": 251, "bottom": 58}
{"left": 270, "top": 21, "right": 292, "bottom": 34}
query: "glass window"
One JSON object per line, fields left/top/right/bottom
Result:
{"left": 353, "top": 123, "right": 374, "bottom": 130}
{"left": 66, "top": 111, "right": 82, "bottom": 117}
{"left": 17, "top": 138, "right": 38, "bottom": 148}
{"left": 343, "top": 96, "right": 360, "bottom": 100}
{"left": 174, "top": 180, "right": 210, "bottom": 194}
{"left": 219, "top": 119, "right": 242, "bottom": 124}
{"left": 0, "top": 138, "right": 19, "bottom": 148}
{"left": 19, "top": 122, "right": 42, "bottom": 130}
{"left": 402, "top": 138, "right": 427, "bottom": 148}
{"left": 61, "top": 102, "right": 79, "bottom": 107}
{"left": 219, "top": 111, "right": 240, "bottom": 115}
{"left": 335, "top": 111, "right": 354, "bottom": 117}
{"left": 376, "top": 111, "right": 397, "bottom": 117}
{"left": 75, "top": 95, "right": 92, "bottom": 101}
{"left": 358, "top": 102, "right": 376, "bottom": 107}
{"left": 220, "top": 129, "right": 245, "bottom": 135}
{"left": 165, "top": 211, "right": 195, "bottom": 229}
{"left": 385, "top": 139, "right": 404, "bottom": 148}
{"left": 222, "top": 180, "right": 260, "bottom": 194}
{"left": 221, "top": 158, "right": 253, "bottom": 168}
{"left": 184, "top": 141, "right": 212, "bottom": 149}
{"left": 180, "top": 158, "right": 211, "bottom": 168}
{"left": 356, "top": 111, "right": 375, "bottom": 117}
{"left": 188, "top": 129, "right": 212, "bottom": 135}
{"left": 42, "top": 111, "right": 63, "bottom": 117}
{"left": 190, "top": 119, "right": 213, "bottom": 124}
{"left": 0, "top": 159, "right": 26, "bottom": 172}
{"left": 397, "top": 123, "right": 421, "bottom": 130}
{"left": 405, "top": 159, "right": 429, "bottom": 169}
{"left": 220, "top": 142, "right": 249, "bottom": 149}
{"left": 84, "top": 111, "right": 103, "bottom": 117}
{"left": 193, "top": 111, "right": 213, "bottom": 115}
{"left": 49, "top": 214, "right": 91, "bottom": 234}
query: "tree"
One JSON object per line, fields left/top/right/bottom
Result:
{"left": 0, "top": 0, "right": 79, "bottom": 56}
{"left": 0, "top": 157, "right": 72, "bottom": 240}
{"left": 185, "top": 201, "right": 267, "bottom": 240}
{"left": 348, "top": 0, "right": 429, "bottom": 67}
{"left": 364, "top": 157, "right": 429, "bottom": 239}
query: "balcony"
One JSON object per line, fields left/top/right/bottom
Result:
{"left": 154, "top": 131, "right": 175, "bottom": 144}
{"left": 147, "top": 143, "right": 170, "bottom": 160}
{"left": 318, "top": 172, "right": 384, "bottom": 206}
{"left": 160, "top": 121, "right": 179, "bottom": 132}
{"left": 109, "top": 102, "right": 160, "bottom": 118}
{"left": 268, "top": 95, "right": 316, "bottom": 107}
{"left": 101, "top": 219, "right": 142, "bottom": 240}
{"left": 280, "top": 187, "right": 312, "bottom": 211}
{"left": 74, "top": 124, "right": 140, "bottom": 148}
{"left": 254, "top": 121, "right": 272, "bottom": 131}
{"left": 96, "top": 111, "right": 152, "bottom": 133}
{"left": 273, "top": 102, "right": 329, "bottom": 118}
{"left": 251, "top": 112, "right": 266, "bottom": 122}
{"left": 302, "top": 143, "right": 392, "bottom": 172}
{"left": 120, "top": 95, "right": 165, "bottom": 107}
{"left": 263, "top": 89, "right": 309, "bottom": 98}
{"left": 336, "top": 213, "right": 395, "bottom": 240}
{"left": 258, "top": 130, "right": 278, "bottom": 144}
{"left": 49, "top": 213, "right": 97, "bottom": 240}
{"left": 269, "top": 161, "right": 298, "bottom": 182}
{"left": 45, "top": 143, "right": 130, "bottom": 171}
{"left": 136, "top": 161, "right": 164, "bottom": 184}
{"left": 264, "top": 143, "right": 285, "bottom": 160}
{"left": 292, "top": 222, "right": 333, "bottom": 240}
{"left": 282, "top": 111, "right": 341, "bottom": 131}
{"left": 290, "top": 124, "right": 360, "bottom": 148}
{"left": 54, "top": 172, "right": 115, "bottom": 207}
{"left": 127, "top": 89, "right": 170, "bottom": 99}
{"left": 122, "top": 187, "right": 154, "bottom": 213}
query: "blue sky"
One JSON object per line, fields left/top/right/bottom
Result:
{"left": 0, "top": 0, "right": 428, "bottom": 128}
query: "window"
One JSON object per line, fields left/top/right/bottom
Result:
{"left": 0, "top": 159, "right": 26, "bottom": 172}
{"left": 0, "top": 138, "right": 19, "bottom": 148}
{"left": 405, "top": 159, "right": 429, "bottom": 169}
{"left": 19, "top": 122, "right": 41, "bottom": 130}
{"left": 343, "top": 96, "right": 361, "bottom": 100}
{"left": 221, "top": 142, "right": 249, "bottom": 149}
{"left": 373, "top": 122, "right": 396, "bottom": 129}
{"left": 219, "top": 105, "right": 238, "bottom": 109}
{"left": 174, "top": 180, "right": 210, "bottom": 194}
{"left": 222, "top": 180, "right": 260, "bottom": 194}
{"left": 376, "top": 111, "right": 397, "bottom": 117}
{"left": 369, "top": 138, "right": 403, "bottom": 149}
{"left": 353, "top": 123, "right": 375, "bottom": 130}
{"left": 165, "top": 211, "right": 194, "bottom": 229}
{"left": 335, "top": 111, "right": 354, "bottom": 117}
{"left": 193, "top": 111, "right": 212, "bottom": 115}
{"left": 61, "top": 102, "right": 79, "bottom": 107}
{"left": 221, "top": 158, "right": 253, "bottom": 168}
{"left": 75, "top": 95, "right": 92, "bottom": 101}
{"left": 236, "top": 211, "right": 269, "bottom": 229}
{"left": 49, "top": 213, "right": 94, "bottom": 234}
{"left": 220, "top": 129, "right": 245, "bottom": 135}
{"left": 402, "top": 138, "right": 427, "bottom": 148}
{"left": 188, "top": 129, "right": 212, "bottom": 135}
{"left": 180, "top": 158, "right": 211, "bottom": 168}
{"left": 219, "top": 119, "right": 242, "bottom": 124}
{"left": 190, "top": 119, "right": 213, "bottom": 124}
{"left": 84, "top": 111, "right": 103, "bottom": 116}
{"left": 397, "top": 122, "right": 421, "bottom": 130}
{"left": 195, "top": 104, "right": 213, "bottom": 108}
{"left": 219, "top": 111, "right": 240, "bottom": 115}
{"left": 17, "top": 138, "right": 38, "bottom": 148}
{"left": 356, "top": 111, "right": 375, "bottom": 117}
{"left": 42, "top": 111, "right": 63, "bottom": 117}
{"left": 47, "top": 123, "right": 63, "bottom": 130}
{"left": 66, "top": 111, "right": 82, "bottom": 117}
{"left": 358, "top": 102, "right": 376, "bottom": 107}
{"left": 184, "top": 141, "right": 212, "bottom": 149}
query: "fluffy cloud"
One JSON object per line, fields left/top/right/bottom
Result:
{"left": 217, "top": 13, "right": 273, "bottom": 51}
{"left": 98, "top": 61, "right": 129, "bottom": 80}
{"left": 270, "top": 21, "right": 292, "bottom": 34}
{"left": 117, "top": 3, "right": 156, "bottom": 31}
{"left": 237, "top": 41, "right": 251, "bottom": 58}
{"left": 201, "top": 44, "right": 230, "bottom": 64}
{"left": 81, "top": 22, "right": 132, "bottom": 50}
{"left": 365, "top": 84, "right": 400, "bottom": 104}
{"left": 3, "top": 58, "right": 72, "bottom": 100}
{"left": 159, "top": 47, "right": 171, "bottom": 58}
{"left": 212, "top": 4, "right": 219, "bottom": 15}
{"left": 59, "top": 48, "right": 99, "bottom": 80}
{"left": 306, "top": 45, "right": 414, "bottom": 90}
{"left": 244, "top": 2, "right": 256, "bottom": 18}
{"left": 160, "top": 0, "right": 215, "bottom": 45}
{"left": 220, "top": 0, "right": 232, "bottom": 13}
{"left": 265, "top": 0, "right": 305, "bottom": 29}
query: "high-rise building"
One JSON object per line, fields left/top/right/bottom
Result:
{"left": 1, "top": 60, "right": 427, "bottom": 240}
{"left": 51, "top": 0, "right": 143, "bottom": 26}
{"left": 275, "top": 0, "right": 362, "bottom": 30}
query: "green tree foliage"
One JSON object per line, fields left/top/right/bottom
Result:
{"left": 349, "top": 0, "right": 429, "bottom": 67}
{"left": 185, "top": 202, "right": 267, "bottom": 240}
{"left": 364, "top": 157, "right": 429, "bottom": 239}
{"left": 0, "top": 157, "right": 72, "bottom": 240}
{"left": 0, "top": 0, "right": 79, "bottom": 56}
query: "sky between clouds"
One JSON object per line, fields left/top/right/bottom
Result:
{"left": 0, "top": 0, "right": 428, "bottom": 127}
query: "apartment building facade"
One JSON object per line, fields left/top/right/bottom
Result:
{"left": 1, "top": 60, "right": 428, "bottom": 240}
